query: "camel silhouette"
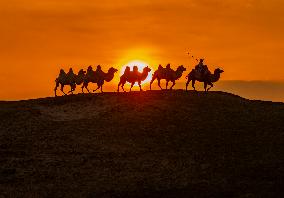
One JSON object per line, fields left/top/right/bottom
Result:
{"left": 186, "top": 68, "right": 224, "bottom": 91}
{"left": 82, "top": 66, "right": 118, "bottom": 93}
{"left": 150, "top": 65, "right": 186, "bottom": 90}
{"left": 117, "top": 66, "right": 151, "bottom": 92}
{"left": 54, "top": 69, "right": 86, "bottom": 96}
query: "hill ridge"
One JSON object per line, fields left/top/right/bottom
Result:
{"left": 0, "top": 90, "right": 283, "bottom": 197}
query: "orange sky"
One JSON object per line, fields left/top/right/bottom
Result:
{"left": 0, "top": 0, "right": 283, "bottom": 100}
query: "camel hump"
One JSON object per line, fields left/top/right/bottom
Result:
{"left": 158, "top": 64, "right": 164, "bottom": 70}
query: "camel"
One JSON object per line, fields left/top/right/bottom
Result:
{"left": 117, "top": 66, "right": 151, "bottom": 92}
{"left": 54, "top": 69, "right": 86, "bottom": 96}
{"left": 82, "top": 67, "right": 118, "bottom": 93}
{"left": 69, "top": 69, "right": 86, "bottom": 93}
{"left": 150, "top": 65, "right": 186, "bottom": 90}
{"left": 186, "top": 68, "right": 224, "bottom": 92}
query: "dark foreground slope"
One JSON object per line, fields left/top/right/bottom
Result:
{"left": 0, "top": 90, "right": 283, "bottom": 197}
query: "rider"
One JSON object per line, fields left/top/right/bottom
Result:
{"left": 67, "top": 68, "right": 75, "bottom": 80}
{"left": 166, "top": 63, "right": 173, "bottom": 78}
{"left": 59, "top": 69, "right": 66, "bottom": 75}
{"left": 67, "top": 68, "right": 76, "bottom": 86}
{"left": 87, "top": 65, "right": 93, "bottom": 72}
{"left": 124, "top": 66, "right": 131, "bottom": 76}
{"left": 96, "top": 65, "right": 104, "bottom": 79}
{"left": 195, "top": 59, "right": 207, "bottom": 76}
{"left": 133, "top": 66, "right": 139, "bottom": 75}
{"left": 158, "top": 64, "right": 163, "bottom": 70}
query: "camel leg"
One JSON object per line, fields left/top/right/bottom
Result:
{"left": 82, "top": 82, "right": 89, "bottom": 93}
{"left": 186, "top": 79, "right": 191, "bottom": 91}
{"left": 83, "top": 83, "right": 91, "bottom": 93}
{"left": 207, "top": 82, "right": 213, "bottom": 91}
{"left": 157, "top": 79, "right": 163, "bottom": 90}
{"left": 166, "top": 80, "right": 169, "bottom": 90}
{"left": 100, "top": 85, "right": 104, "bottom": 93}
{"left": 86, "top": 86, "right": 91, "bottom": 93}
{"left": 204, "top": 82, "right": 208, "bottom": 92}
{"left": 170, "top": 80, "right": 176, "bottom": 90}
{"left": 93, "top": 85, "right": 100, "bottom": 92}
{"left": 138, "top": 81, "right": 143, "bottom": 91}
{"left": 54, "top": 81, "right": 59, "bottom": 97}
{"left": 150, "top": 75, "right": 156, "bottom": 90}
{"left": 192, "top": 80, "right": 196, "bottom": 91}
{"left": 60, "top": 84, "right": 67, "bottom": 95}
{"left": 121, "top": 83, "right": 126, "bottom": 92}
{"left": 68, "top": 84, "right": 76, "bottom": 94}
{"left": 130, "top": 82, "right": 135, "bottom": 92}
{"left": 117, "top": 81, "right": 121, "bottom": 92}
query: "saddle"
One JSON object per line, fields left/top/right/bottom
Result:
{"left": 194, "top": 66, "right": 210, "bottom": 79}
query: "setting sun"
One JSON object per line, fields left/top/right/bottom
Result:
{"left": 120, "top": 60, "right": 153, "bottom": 85}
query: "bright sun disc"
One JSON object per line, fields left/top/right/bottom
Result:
{"left": 120, "top": 60, "right": 153, "bottom": 85}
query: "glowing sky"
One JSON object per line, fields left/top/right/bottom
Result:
{"left": 0, "top": 0, "right": 283, "bottom": 100}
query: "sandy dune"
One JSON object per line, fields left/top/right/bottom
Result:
{"left": 0, "top": 90, "right": 283, "bottom": 197}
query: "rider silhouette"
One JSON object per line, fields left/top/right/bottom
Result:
{"left": 96, "top": 65, "right": 104, "bottom": 79}
{"left": 124, "top": 66, "right": 131, "bottom": 75}
{"left": 133, "top": 66, "right": 139, "bottom": 75}
{"left": 195, "top": 59, "right": 207, "bottom": 76}
{"left": 96, "top": 65, "right": 102, "bottom": 72}
{"left": 87, "top": 65, "right": 93, "bottom": 72}
{"left": 166, "top": 63, "right": 173, "bottom": 78}
{"left": 67, "top": 68, "right": 75, "bottom": 77}
{"left": 166, "top": 64, "right": 171, "bottom": 70}
{"left": 67, "top": 68, "right": 76, "bottom": 85}
{"left": 60, "top": 69, "right": 66, "bottom": 75}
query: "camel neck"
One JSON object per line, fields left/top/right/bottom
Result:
{"left": 140, "top": 71, "right": 149, "bottom": 81}
{"left": 212, "top": 72, "right": 221, "bottom": 82}
{"left": 175, "top": 69, "right": 184, "bottom": 79}
{"left": 105, "top": 71, "right": 115, "bottom": 82}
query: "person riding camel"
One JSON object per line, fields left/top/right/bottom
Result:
{"left": 158, "top": 64, "right": 163, "bottom": 70}
{"left": 124, "top": 66, "right": 131, "bottom": 75}
{"left": 59, "top": 69, "right": 66, "bottom": 75}
{"left": 166, "top": 63, "right": 174, "bottom": 78}
{"left": 67, "top": 68, "right": 76, "bottom": 84}
{"left": 195, "top": 59, "right": 208, "bottom": 77}
{"left": 133, "top": 66, "right": 139, "bottom": 76}
{"left": 96, "top": 65, "right": 102, "bottom": 72}
{"left": 87, "top": 65, "right": 93, "bottom": 72}
{"left": 96, "top": 65, "right": 104, "bottom": 79}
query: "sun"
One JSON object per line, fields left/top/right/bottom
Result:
{"left": 120, "top": 60, "right": 153, "bottom": 85}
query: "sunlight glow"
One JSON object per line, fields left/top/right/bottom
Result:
{"left": 120, "top": 60, "right": 153, "bottom": 85}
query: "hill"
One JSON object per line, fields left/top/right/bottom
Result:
{"left": 0, "top": 90, "right": 283, "bottom": 197}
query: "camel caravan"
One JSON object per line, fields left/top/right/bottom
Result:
{"left": 54, "top": 59, "right": 224, "bottom": 96}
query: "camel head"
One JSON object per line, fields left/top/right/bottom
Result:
{"left": 104, "top": 67, "right": 118, "bottom": 82}
{"left": 214, "top": 68, "right": 224, "bottom": 74}
{"left": 177, "top": 65, "right": 187, "bottom": 72}
{"left": 108, "top": 67, "right": 118, "bottom": 74}
{"left": 143, "top": 66, "right": 151, "bottom": 73}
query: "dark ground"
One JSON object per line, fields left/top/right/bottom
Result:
{"left": 0, "top": 90, "right": 283, "bottom": 197}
